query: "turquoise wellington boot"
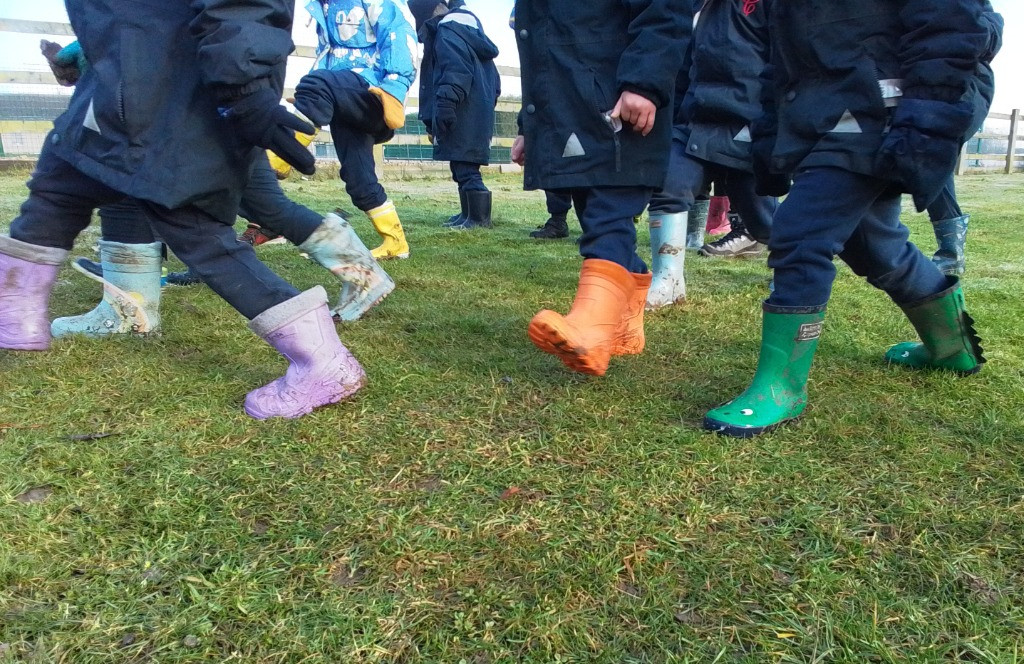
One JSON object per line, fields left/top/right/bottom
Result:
{"left": 646, "top": 212, "right": 687, "bottom": 310}
{"left": 299, "top": 213, "right": 395, "bottom": 321}
{"left": 51, "top": 241, "right": 162, "bottom": 338}
{"left": 885, "top": 276, "right": 984, "bottom": 374}
{"left": 704, "top": 304, "right": 826, "bottom": 437}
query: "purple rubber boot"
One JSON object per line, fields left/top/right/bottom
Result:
{"left": 244, "top": 286, "right": 366, "bottom": 419}
{"left": 0, "top": 235, "right": 69, "bottom": 351}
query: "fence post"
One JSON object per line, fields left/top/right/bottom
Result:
{"left": 1007, "top": 108, "right": 1021, "bottom": 174}
{"left": 956, "top": 140, "right": 969, "bottom": 176}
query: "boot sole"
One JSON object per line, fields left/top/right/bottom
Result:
{"left": 698, "top": 249, "right": 765, "bottom": 259}
{"left": 702, "top": 414, "right": 799, "bottom": 438}
{"left": 528, "top": 312, "right": 609, "bottom": 376}
{"left": 373, "top": 252, "right": 410, "bottom": 260}
{"left": 332, "top": 280, "right": 396, "bottom": 322}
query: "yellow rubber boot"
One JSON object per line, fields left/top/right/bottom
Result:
{"left": 528, "top": 259, "right": 633, "bottom": 376}
{"left": 367, "top": 200, "right": 410, "bottom": 260}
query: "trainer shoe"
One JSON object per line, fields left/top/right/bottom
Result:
{"left": 698, "top": 227, "right": 765, "bottom": 258}
{"left": 240, "top": 224, "right": 287, "bottom": 247}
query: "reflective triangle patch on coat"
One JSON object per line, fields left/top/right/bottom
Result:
{"left": 562, "top": 133, "right": 586, "bottom": 158}
{"left": 733, "top": 125, "right": 752, "bottom": 142}
{"left": 829, "top": 109, "right": 863, "bottom": 134}
{"left": 83, "top": 99, "right": 100, "bottom": 134}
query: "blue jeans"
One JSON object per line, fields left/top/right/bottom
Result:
{"left": 650, "top": 138, "right": 775, "bottom": 243}
{"left": 450, "top": 161, "right": 488, "bottom": 193}
{"left": 10, "top": 145, "right": 299, "bottom": 319}
{"left": 545, "top": 190, "right": 573, "bottom": 217}
{"left": 768, "top": 167, "right": 948, "bottom": 308}
{"left": 554, "top": 187, "right": 651, "bottom": 274}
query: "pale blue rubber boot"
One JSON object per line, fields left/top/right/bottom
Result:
{"left": 646, "top": 212, "right": 688, "bottom": 310}
{"left": 299, "top": 213, "right": 395, "bottom": 322}
{"left": 51, "top": 241, "right": 162, "bottom": 338}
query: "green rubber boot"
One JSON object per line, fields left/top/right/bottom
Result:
{"left": 704, "top": 304, "right": 826, "bottom": 438}
{"left": 884, "top": 277, "right": 984, "bottom": 374}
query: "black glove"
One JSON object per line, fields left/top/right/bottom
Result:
{"left": 434, "top": 99, "right": 457, "bottom": 142}
{"left": 293, "top": 72, "right": 336, "bottom": 128}
{"left": 879, "top": 98, "right": 972, "bottom": 211}
{"left": 220, "top": 88, "right": 316, "bottom": 176}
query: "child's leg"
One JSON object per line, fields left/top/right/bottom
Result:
{"left": 718, "top": 170, "right": 777, "bottom": 246}
{"left": 136, "top": 201, "right": 364, "bottom": 419}
{"left": 450, "top": 162, "right": 491, "bottom": 229}
{"left": 238, "top": 153, "right": 323, "bottom": 245}
{"left": 837, "top": 194, "right": 948, "bottom": 305}
{"left": 576, "top": 187, "right": 651, "bottom": 274}
{"left": 768, "top": 167, "right": 898, "bottom": 308}
{"left": 528, "top": 187, "right": 652, "bottom": 375}
{"left": 136, "top": 201, "right": 299, "bottom": 320}
{"left": 2, "top": 147, "right": 124, "bottom": 350}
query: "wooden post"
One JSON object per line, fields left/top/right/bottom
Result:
{"left": 956, "top": 140, "right": 969, "bottom": 176}
{"left": 1007, "top": 108, "right": 1021, "bottom": 174}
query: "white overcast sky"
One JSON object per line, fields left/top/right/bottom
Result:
{"left": 0, "top": 0, "right": 1021, "bottom": 112}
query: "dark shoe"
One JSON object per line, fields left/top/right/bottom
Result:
{"left": 166, "top": 267, "right": 203, "bottom": 286}
{"left": 698, "top": 217, "right": 765, "bottom": 258}
{"left": 451, "top": 191, "right": 492, "bottom": 230}
{"left": 240, "top": 223, "right": 286, "bottom": 247}
{"left": 529, "top": 215, "right": 569, "bottom": 239}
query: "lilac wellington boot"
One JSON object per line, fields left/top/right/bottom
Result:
{"left": 0, "top": 235, "right": 69, "bottom": 351}
{"left": 244, "top": 286, "right": 366, "bottom": 419}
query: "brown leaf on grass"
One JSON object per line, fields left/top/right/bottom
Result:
{"left": 965, "top": 574, "right": 1001, "bottom": 606}
{"left": 674, "top": 608, "right": 703, "bottom": 625}
{"left": 500, "top": 486, "right": 544, "bottom": 501}
{"left": 500, "top": 487, "right": 521, "bottom": 500}
{"left": 15, "top": 486, "right": 53, "bottom": 504}
{"left": 615, "top": 579, "right": 642, "bottom": 598}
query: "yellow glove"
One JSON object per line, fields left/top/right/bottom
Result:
{"left": 267, "top": 127, "right": 318, "bottom": 179}
{"left": 369, "top": 86, "right": 406, "bottom": 130}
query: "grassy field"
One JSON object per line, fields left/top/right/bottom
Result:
{"left": 1, "top": 169, "right": 1023, "bottom": 663}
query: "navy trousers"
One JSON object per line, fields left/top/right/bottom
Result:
{"left": 10, "top": 145, "right": 299, "bottom": 319}
{"left": 545, "top": 190, "right": 573, "bottom": 217}
{"left": 551, "top": 187, "right": 651, "bottom": 274}
{"left": 100, "top": 153, "right": 324, "bottom": 247}
{"left": 925, "top": 175, "right": 963, "bottom": 222}
{"left": 650, "top": 138, "right": 775, "bottom": 243}
{"left": 450, "top": 161, "right": 488, "bottom": 193}
{"left": 768, "top": 167, "right": 948, "bottom": 308}
{"left": 321, "top": 70, "right": 391, "bottom": 212}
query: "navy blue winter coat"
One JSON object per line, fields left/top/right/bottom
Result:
{"left": 514, "top": 0, "right": 688, "bottom": 191}
{"left": 418, "top": 7, "right": 500, "bottom": 165}
{"left": 678, "top": 0, "right": 771, "bottom": 172}
{"left": 50, "top": 0, "right": 296, "bottom": 222}
{"left": 764, "top": 0, "right": 990, "bottom": 179}
{"left": 968, "top": 2, "right": 1003, "bottom": 137}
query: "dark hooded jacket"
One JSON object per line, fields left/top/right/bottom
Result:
{"left": 514, "top": 0, "right": 687, "bottom": 191}
{"left": 968, "top": 2, "right": 1003, "bottom": 136}
{"left": 417, "top": 3, "right": 501, "bottom": 164}
{"left": 764, "top": 0, "right": 991, "bottom": 179}
{"left": 51, "top": 0, "right": 295, "bottom": 223}
{"left": 678, "top": 0, "right": 772, "bottom": 172}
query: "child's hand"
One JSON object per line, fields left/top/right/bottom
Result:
{"left": 512, "top": 135, "right": 526, "bottom": 165}
{"left": 611, "top": 91, "right": 656, "bottom": 136}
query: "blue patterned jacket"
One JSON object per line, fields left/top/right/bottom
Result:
{"left": 305, "top": 0, "right": 418, "bottom": 102}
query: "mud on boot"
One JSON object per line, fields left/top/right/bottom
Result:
{"left": 0, "top": 235, "right": 68, "bottom": 351}
{"left": 930, "top": 214, "right": 969, "bottom": 276}
{"left": 299, "top": 213, "right": 395, "bottom": 322}
{"left": 646, "top": 212, "right": 687, "bottom": 310}
{"left": 51, "top": 241, "right": 162, "bottom": 338}
{"left": 245, "top": 286, "right": 366, "bottom": 419}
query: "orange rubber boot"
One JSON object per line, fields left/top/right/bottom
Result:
{"left": 612, "top": 272, "right": 652, "bottom": 356}
{"left": 528, "top": 259, "right": 633, "bottom": 376}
